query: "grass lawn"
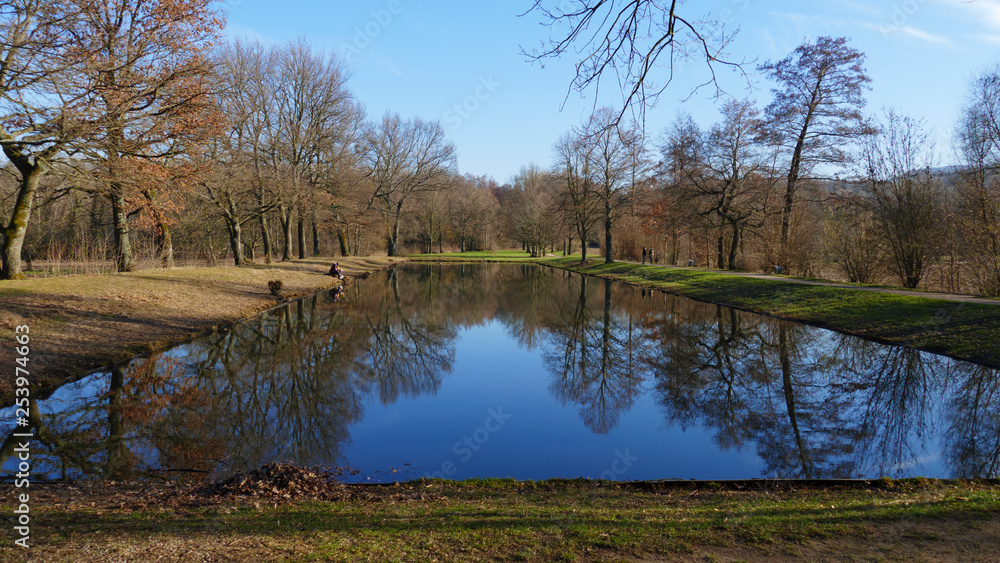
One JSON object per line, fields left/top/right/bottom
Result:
{"left": 5, "top": 477, "right": 999, "bottom": 562}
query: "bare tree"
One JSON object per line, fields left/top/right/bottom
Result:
{"left": 860, "top": 109, "right": 942, "bottom": 289}
{"left": 584, "top": 107, "right": 645, "bottom": 263}
{"left": 523, "top": 0, "right": 747, "bottom": 124}
{"left": 673, "top": 99, "right": 770, "bottom": 270}
{"left": 554, "top": 130, "right": 602, "bottom": 262}
{"left": 449, "top": 174, "right": 501, "bottom": 252}
{"left": 761, "top": 36, "right": 872, "bottom": 271}
{"left": 510, "top": 164, "right": 559, "bottom": 257}
{"left": 213, "top": 40, "right": 282, "bottom": 264}
{"left": 956, "top": 63, "right": 1000, "bottom": 295}
{"left": 364, "top": 113, "right": 456, "bottom": 256}
{"left": 823, "top": 193, "right": 884, "bottom": 284}
{"left": 270, "top": 40, "right": 354, "bottom": 261}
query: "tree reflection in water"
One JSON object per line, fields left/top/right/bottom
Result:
{"left": 3, "top": 264, "right": 999, "bottom": 480}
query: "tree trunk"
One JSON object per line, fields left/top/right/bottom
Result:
{"left": 728, "top": 224, "right": 741, "bottom": 271}
{"left": 0, "top": 162, "right": 43, "bottom": 280}
{"left": 279, "top": 205, "right": 293, "bottom": 261}
{"left": 780, "top": 91, "right": 820, "bottom": 270}
{"left": 312, "top": 218, "right": 321, "bottom": 256}
{"left": 388, "top": 204, "right": 403, "bottom": 257}
{"left": 388, "top": 219, "right": 400, "bottom": 257}
{"left": 337, "top": 227, "right": 350, "bottom": 257}
{"left": 159, "top": 222, "right": 174, "bottom": 268}
{"left": 259, "top": 214, "right": 273, "bottom": 264}
{"left": 110, "top": 191, "right": 135, "bottom": 272}
{"left": 227, "top": 218, "right": 243, "bottom": 266}
{"left": 604, "top": 203, "right": 614, "bottom": 264}
{"left": 297, "top": 213, "right": 306, "bottom": 259}
{"left": 716, "top": 231, "right": 726, "bottom": 270}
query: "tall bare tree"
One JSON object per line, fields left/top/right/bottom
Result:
{"left": 364, "top": 113, "right": 456, "bottom": 256}
{"left": 449, "top": 174, "right": 501, "bottom": 252}
{"left": 554, "top": 130, "right": 602, "bottom": 262}
{"left": 956, "top": 63, "right": 1000, "bottom": 295}
{"left": 510, "top": 164, "right": 559, "bottom": 257}
{"left": 584, "top": 107, "right": 645, "bottom": 263}
{"left": 213, "top": 40, "right": 281, "bottom": 264}
{"left": 271, "top": 40, "right": 354, "bottom": 261}
{"left": 761, "top": 36, "right": 871, "bottom": 271}
{"left": 694, "top": 99, "right": 771, "bottom": 270}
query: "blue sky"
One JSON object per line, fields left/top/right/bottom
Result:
{"left": 221, "top": 0, "right": 1000, "bottom": 182}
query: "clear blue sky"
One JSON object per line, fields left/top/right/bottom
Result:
{"left": 221, "top": 0, "right": 1000, "bottom": 183}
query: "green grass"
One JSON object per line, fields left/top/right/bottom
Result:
{"left": 11, "top": 479, "right": 999, "bottom": 562}
{"left": 544, "top": 258, "right": 1000, "bottom": 367}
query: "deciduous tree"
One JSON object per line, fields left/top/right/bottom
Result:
{"left": 761, "top": 36, "right": 871, "bottom": 271}
{"left": 364, "top": 113, "right": 456, "bottom": 256}
{"left": 70, "top": 0, "right": 224, "bottom": 271}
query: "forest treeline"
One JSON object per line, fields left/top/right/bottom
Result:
{"left": 1, "top": 1, "right": 999, "bottom": 296}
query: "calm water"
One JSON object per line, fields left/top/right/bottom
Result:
{"left": 4, "top": 263, "right": 1000, "bottom": 482}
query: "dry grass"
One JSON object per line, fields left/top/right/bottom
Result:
{"left": 0, "top": 257, "right": 403, "bottom": 400}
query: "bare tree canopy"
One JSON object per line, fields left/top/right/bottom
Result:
{"left": 956, "top": 63, "right": 1000, "bottom": 294}
{"left": 760, "top": 35, "right": 872, "bottom": 269}
{"left": 522, "top": 0, "right": 747, "bottom": 125}
{"left": 859, "top": 109, "right": 942, "bottom": 289}
{"left": 364, "top": 113, "right": 456, "bottom": 256}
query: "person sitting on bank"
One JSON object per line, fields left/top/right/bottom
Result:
{"left": 329, "top": 262, "right": 345, "bottom": 279}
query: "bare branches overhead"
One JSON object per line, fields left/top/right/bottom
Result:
{"left": 522, "top": 0, "right": 748, "bottom": 126}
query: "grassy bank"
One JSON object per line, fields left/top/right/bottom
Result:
{"left": 545, "top": 258, "right": 1000, "bottom": 368}
{"left": 3, "top": 476, "right": 998, "bottom": 562}
{"left": 409, "top": 250, "right": 546, "bottom": 262}
{"left": 0, "top": 256, "right": 403, "bottom": 399}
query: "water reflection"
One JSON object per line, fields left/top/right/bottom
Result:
{"left": 2, "top": 263, "right": 999, "bottom": 481}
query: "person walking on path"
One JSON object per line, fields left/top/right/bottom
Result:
{"left": 642, "top": 247, "right": 647, "bottom": 264}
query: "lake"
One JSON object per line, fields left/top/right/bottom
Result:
{"left": 4, "top": 263, "right": 999, "bottom": 482}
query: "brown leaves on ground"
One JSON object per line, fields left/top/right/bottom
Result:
{"left": 203, "top": 463, "right": 349, "bottom": 501}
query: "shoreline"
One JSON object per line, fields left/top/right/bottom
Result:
{"left": 0, "top": 256, "right": 405, "bottom": 402}
{"left": 541, "top": 257, "right": 1000, "bottom": 369}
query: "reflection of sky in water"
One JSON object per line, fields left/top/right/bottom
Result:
{"left": 344, "top": 319, "right": 765, "bottom": 482}
{"left": 2, "top": 264, "right": 996, "bottom": 482}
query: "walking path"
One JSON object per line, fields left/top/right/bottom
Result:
{"left": 559, "top": 256, "right": 1000, "bottom": 307}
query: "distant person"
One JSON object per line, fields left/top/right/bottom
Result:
{"left": 329, "top": 262, "right": 345, "bottom": 280}
{"left": 642, "top": 247, "right": 647, "bottom": 264}
{"left": 649, "top": 249, "right": 656, "bottom": 264}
